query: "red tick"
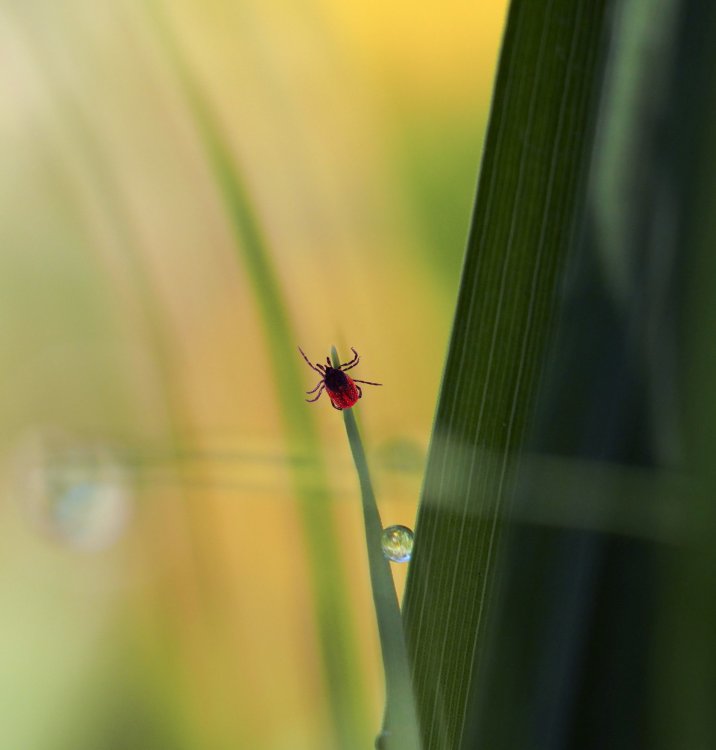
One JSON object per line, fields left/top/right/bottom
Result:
{"left": 298, "top": 346, "right": 382, "bottom": 410}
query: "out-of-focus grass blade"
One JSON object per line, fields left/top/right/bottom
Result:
{"left": 331, "top": 347, "right": 421, "bottom": 750}
{"left": 462, "top": 1, "right": 716, "bottom": 748}
{"left": 651, "top": 2, "right": 716, "bottom": 748}
{"left": 401, "top": 1, "right": 611, "bottom": 748}
{"left": 146, "top": 7, "right": 370, "bottom": 749}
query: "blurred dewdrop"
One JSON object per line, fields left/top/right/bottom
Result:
{"left": 375, "top": 438, "right": 425, "bottom": 474}
{"left": 381, "top": 524, "right": 414, "bottom": 563}
{"left": 8, "top": 427, "right": 133, "bottom": 551}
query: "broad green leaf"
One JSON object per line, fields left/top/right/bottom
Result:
{"left": 402, "top": 1, "right": 612, "bottom": 747}
{"left": 465, "top": 0, "right": 716, "bottom": 745}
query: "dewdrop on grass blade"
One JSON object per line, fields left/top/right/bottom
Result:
{"left": 8, "top": 427, "right": 132, "bottom": 551}
{"left": 381, "top": 525, "right": 414, "bottom": 563}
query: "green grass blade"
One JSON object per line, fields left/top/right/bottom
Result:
{"left": 331, "top": 347, "right": 421, "bottom": 750}
{"left": 401, "top": 1, "right": 611, "bottom": 747}
{"left": 463, "top": 1, "right": 716, "bottom": 747}
{"left": 146, "top": 8, "right": 370, "bottom": 748}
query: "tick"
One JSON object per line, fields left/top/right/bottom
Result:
{"left": 298, "top": 346, "right": 382, "bottom": 410}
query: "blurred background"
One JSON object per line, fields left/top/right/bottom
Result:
{"left": 0, "top": 1, "right": 507, "bottom": 748}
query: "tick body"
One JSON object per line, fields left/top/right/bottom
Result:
{"left": 298, "top": 346, "right": 382, "bottom": 410}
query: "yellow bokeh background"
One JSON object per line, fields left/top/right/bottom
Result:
{"left": 0, "top": 1, "right": 507, "bottom": 747}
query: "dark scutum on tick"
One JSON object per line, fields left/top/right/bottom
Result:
{"left": 298, "top": 346, "right": 382, "bottom": 410}
{"left": 325, "top": 368, "right": 349, "bottom": 391}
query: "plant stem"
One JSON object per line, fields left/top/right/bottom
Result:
{"left": 333, "top": 347, "right": 422, "bottom": 750}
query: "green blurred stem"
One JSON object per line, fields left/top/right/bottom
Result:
{"left": 145, "top": 7, "right": 370, "bottom": 748}
{"left": 332, "top": 348, "right": 422, "bottom": 750}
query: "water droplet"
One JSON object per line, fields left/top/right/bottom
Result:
{"left": 8, "top": 427, "right": 133, "bottom": 551}
{"left": 381, "top": 524, "right": 414, "bottom": 563}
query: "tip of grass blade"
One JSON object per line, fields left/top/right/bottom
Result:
{"left": 330, "top": 345, "right": 340, "bottom": 368}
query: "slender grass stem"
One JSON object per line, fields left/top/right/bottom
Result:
{"left": 332, "top": 347, "right": 421, "bottom": 750}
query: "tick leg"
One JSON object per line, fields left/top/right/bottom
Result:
{"left": 298, "top": 346, "right": 324, "bottom": 374}
{"left": 356, "top": 385, "right": 363, "bottom": 399}
{"left": 306, "top": 380, "right": 324, "bottom": 394}
{"left": 330, "top": 400, "right": 343, "bottom": 411}
{"left": 339, "top": 347, "right": 360, "bottom": 370}
{"left": 306, "top": 385, "right": 325, "bottom": 402}
{"left": 352, "top": 379, "right": 382, "bottom": 386}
